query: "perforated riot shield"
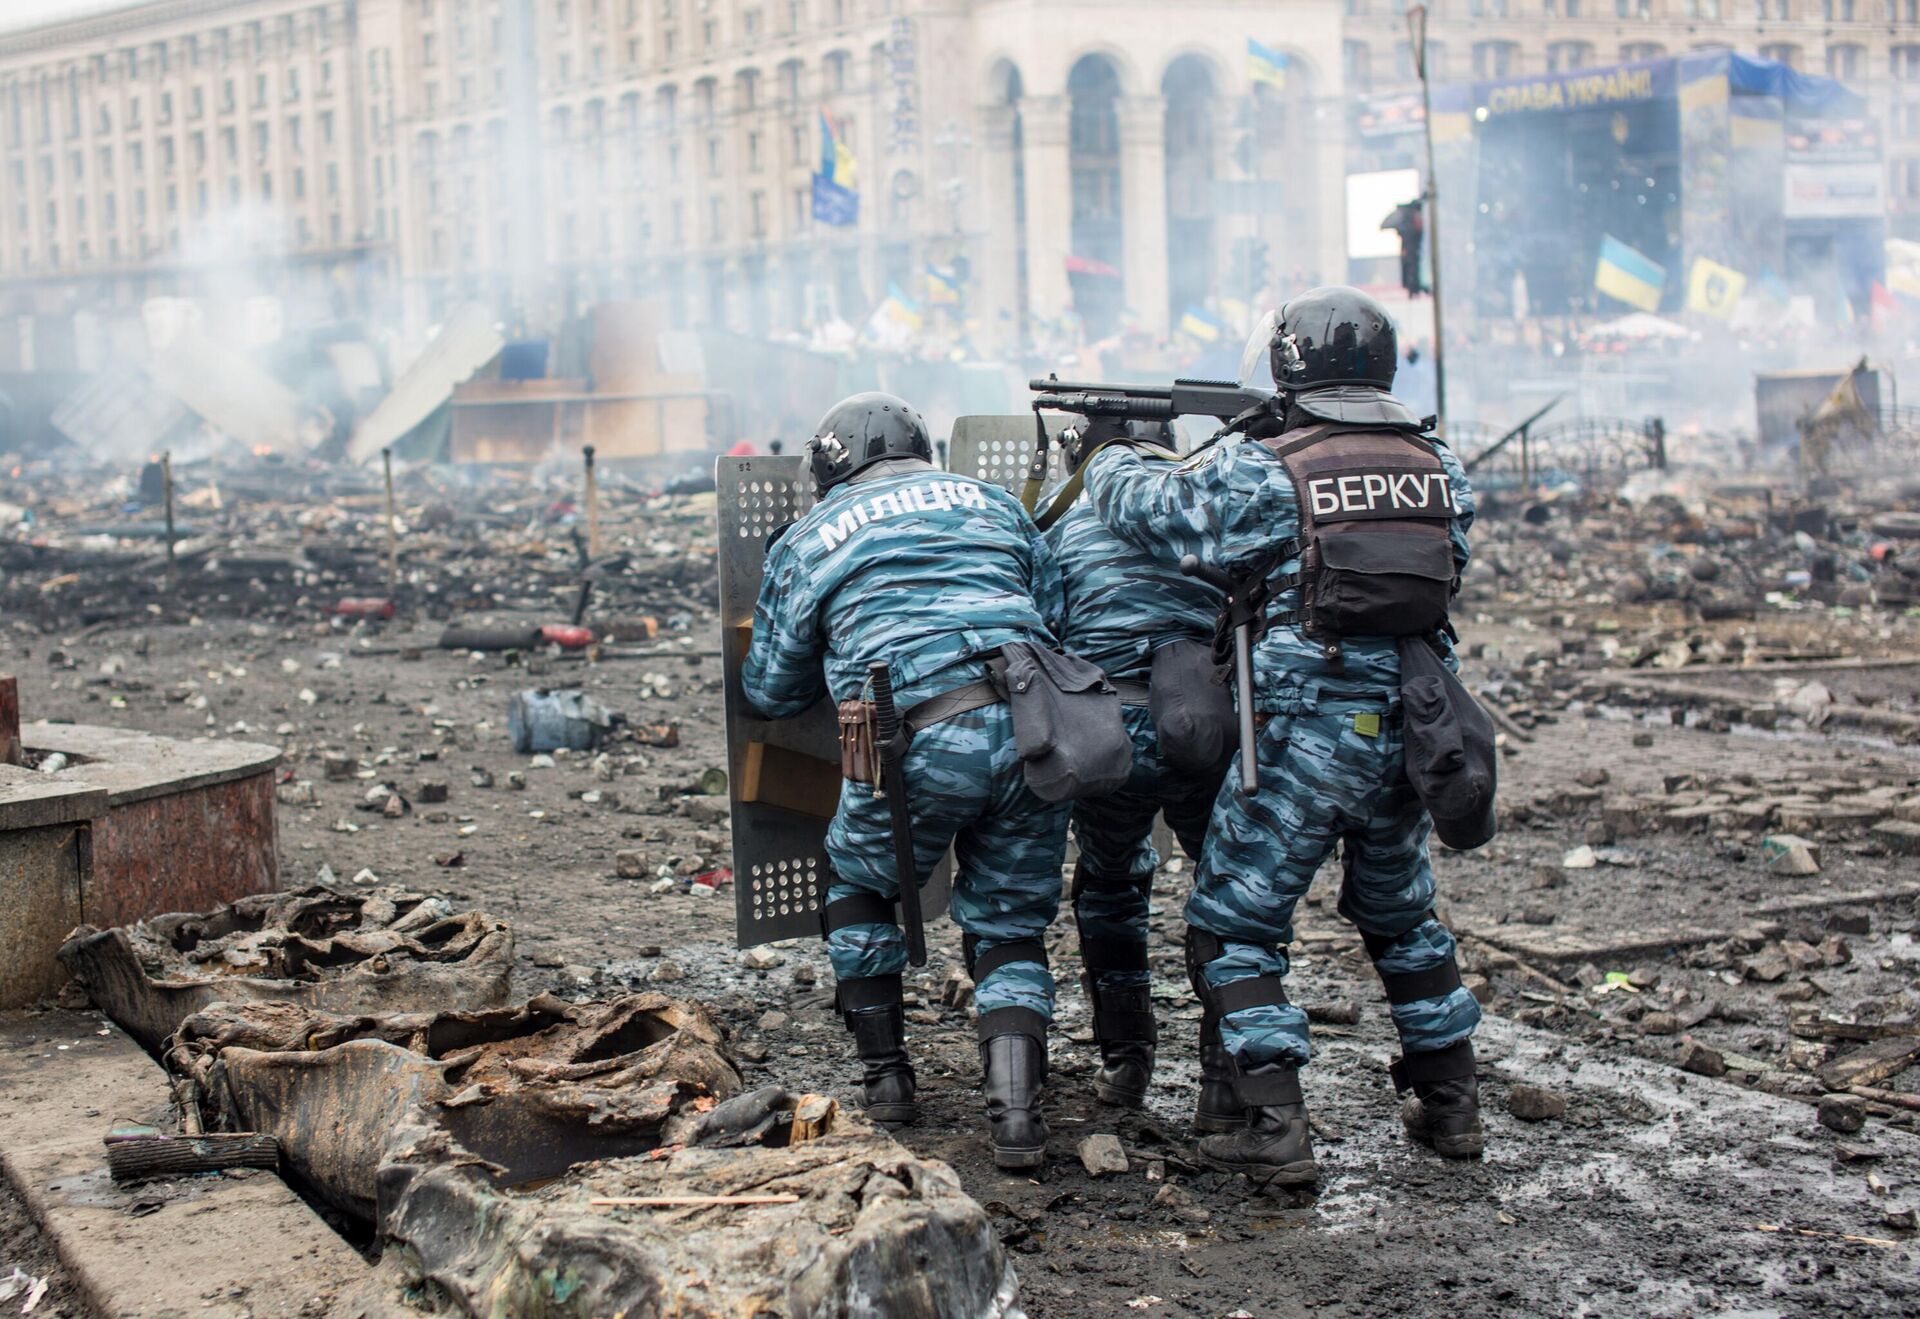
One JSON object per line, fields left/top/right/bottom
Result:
{"left": 947, "top": 414, "right": 1072, "bottom": 496}
{"left": 715, "top": 455, "right": 952, "bottom": 948}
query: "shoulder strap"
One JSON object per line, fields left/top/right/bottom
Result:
{"left": 1032, "top": 442, "right": 1183, "bottom": 532}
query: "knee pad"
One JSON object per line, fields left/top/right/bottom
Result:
{"left": 1360, "top": 913, "right": 1464, "bottom": 1007}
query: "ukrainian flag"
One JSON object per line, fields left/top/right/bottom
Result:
{"left": 819, "top": 110, "right": 856, "bottom": 189}
{"left": 812, "top": 110, "right": 859, "bottom": 227}
{"left": 1248, "top": 38, "right": 1288, "bottom": 91}
{"left": 1179, "top": 305, "right": 1225, "bottom": 342}
{"left": 1593, "top": 235, "right": 1666, "bottom": 312}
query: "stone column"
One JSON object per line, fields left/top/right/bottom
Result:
{"left": 975, "top": 102, "right": 1022, "bottom": 354}
{"left": 1018, "top": 95, "right": 1072, "bottom": 330}
{"left": 1118, "top": 95, "right": 1169, "bottom": 338}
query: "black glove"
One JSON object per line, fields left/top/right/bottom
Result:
{"left": 1062, "top": 416, "right": 1138, "bottom": 474}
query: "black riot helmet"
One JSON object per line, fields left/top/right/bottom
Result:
{"left": 1271, "top": 285, "right": 1399, "bottom": 392}
{"left": 803, "top": 391, "right": 933, "bottom": 497}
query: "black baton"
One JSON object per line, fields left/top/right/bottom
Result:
{"left": 1181, "top": 556, "right": 1260, "bottom": 794}
{"left": 869, "top": 661, "right": 928, "bottom": 966}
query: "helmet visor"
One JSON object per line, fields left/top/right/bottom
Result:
{"left": 1238, "top": 310, "right": 1280, "bottom": 388}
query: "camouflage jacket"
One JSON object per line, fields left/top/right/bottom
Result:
{"left": 1083, "top": 429, "right": 1474, "bottom": 709}
{"left": 1045, "top": 456, "right": 1222, "bottom": 683}
{"left": 743, "top": 463, "right": 1065, "bottom": 717}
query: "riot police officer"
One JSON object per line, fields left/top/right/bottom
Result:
{"left": 1079, "top": 288, "right": 1485, "bottom": 1186}
{"left": 1045, "top": 421, "right": 1233, "bottom": 1124}
{"left": 741, "top": 392, "right": 1071, "bottom": 1169}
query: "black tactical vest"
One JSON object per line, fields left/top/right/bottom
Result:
{"left": 1260, "top": 423, "right": 1458, "bottom": 647}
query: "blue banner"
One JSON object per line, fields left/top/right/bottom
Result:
{"left": 811, "top": 172, "right": 859, "bottom": 228}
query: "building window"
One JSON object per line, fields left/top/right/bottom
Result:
{"left": 1615, "top": 0, "right": 1651, "bottom": 14}
{"left": 1623, "top": 43, "right": 1665, "bottom": 62}
{"left": 1823, "top": 0, "right": 1856, "bottom": 18}
{"left": 190, "top": 86, "right": 203, "bottom": 118}
{"left": 1548, "top": 41, "right": 1593, "bottom": 72}
{"left": 1894, "top": 46, "right": 1920, "bottom": 82}
{"left": 1468, "top": 0, "right": 1510, "bottom": 14}
{"left": 1687, "top": 0, "right": 1723, "bottom": 15}
{"left": 1828, "top": 43, "right": 1864, "bottom": 81}
{"left": 1344, "top": 41, "right": 1373, "bottom": 91}
{"left": 1473, "top": 41, "right": 1520, "bottom": 78}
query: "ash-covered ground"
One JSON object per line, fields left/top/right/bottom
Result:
{"left": 7, "top": 464, "right": 1920, "bottom": 1318}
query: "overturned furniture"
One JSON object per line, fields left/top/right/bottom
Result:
{"left": 59, "top": 886, "right": 513, "bottom": 1056}
{"left": 173, "top": 993, "right": 1014, "bottom": 1318}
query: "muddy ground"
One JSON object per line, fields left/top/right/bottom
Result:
{"left": 7, "top": 583, "right": 1920, "bottom": 1316}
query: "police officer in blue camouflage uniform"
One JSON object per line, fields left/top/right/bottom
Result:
{"left": 742, "top": 392, "right": 1071, "bottom": 1169}
{"left": 1044, "top": 421, "right": 1233, "bottom": 1121}
{"left": 1079, "top": 287, "right": 1485, "bottom": 1187}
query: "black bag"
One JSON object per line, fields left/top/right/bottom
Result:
{"left": 992, "top": 643, "right": 1133, "bottom": 803}
{"left": 1396, "top": 636, "right": 1497, "bottom": 850}
{"left": 1148, "top": 639, "right": 1238, "bottom": 778}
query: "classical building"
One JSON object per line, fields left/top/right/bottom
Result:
{"left": 0, "top": 0, "right": 386, "bottom": 327}
{"left": 380, "top": 0, "right": 1350, "bottom": 346}
{"left": 0, "top": 0, "right": 1912, "bottom": 358}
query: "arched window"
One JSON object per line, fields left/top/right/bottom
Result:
{"left": 1827, "top": 43, "right": 1865, "bottom": 82}
{"left": 1760, "top": 44, "right": 1801, "bottom": 71}
{"left": 1345, "top": 41, "right": 1373, "bottom": 92}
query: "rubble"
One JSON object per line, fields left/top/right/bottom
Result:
{"left": 56, "top": 886, "right": 512, "bottom": 1057}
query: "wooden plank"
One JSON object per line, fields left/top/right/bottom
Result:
{"left": 740, "top": 742, "right": 842, "bottom": 819}
{"left": 1817, "top": 1037, "right": 1920, "bottom": 1091}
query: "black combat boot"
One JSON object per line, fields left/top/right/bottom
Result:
{"left": 838, "top": 975, "right": 917, "bottom": 1126}
{"left": 1195, "top": 1061, "right": 1320, "bottom": 1188}
{"left": 1085, "top": 976, "right": 1157, "bottom": 1108}
{"left": 1393, "top": 1040, "right": 1486, "bottom": 1159}
{"left": 978, "top": 1007, "right": 1049, "bottom": 1169}
{"left": 1193, "top": 1013, "right": 1243, "bottom": 1134}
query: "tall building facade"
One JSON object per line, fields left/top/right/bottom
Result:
{"left": 0, "top": 0, "right": 1912, "bottom": 356}
{"left": 0, "top": 0, "right": 385, "bottom": 324}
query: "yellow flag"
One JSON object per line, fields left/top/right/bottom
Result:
{"left": 1686, "top": 257, "right": 1747, "bottom": 319}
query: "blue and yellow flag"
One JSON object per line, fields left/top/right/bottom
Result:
{"left": 1594, "top": 235, "right": 1665, "bottom": 312}
{"left": 811, "top": 110, "right": 859, "bottom": 227}
{"left": 1686, "top": 257, "right": 1747, "bottom": 320}
{"left": 1179, "top": 305, "right": 1225, "bottom": 342}
{"left": 1248, "top": 38, "right": 1288, "bottom": 91}
{"left": 924, "top": 262, "right": 961, "bottom": 305}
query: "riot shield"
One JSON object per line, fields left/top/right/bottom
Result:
{"left": 947, "top": 414, "right": 1073, "bottom": 494}
{"left": 715, "top": 455, "right": 952, "bottom": 947}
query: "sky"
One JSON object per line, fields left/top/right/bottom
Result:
{"left": 1, "top": 1, "right": 134, "bottom": 35}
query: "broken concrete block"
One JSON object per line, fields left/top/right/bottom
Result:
{"left": 614, "top": 849, "right": 649, "bottom": 878}
{"left": 740, "top": 945, "right": 783, "bottom": 970}
{"left": 1870, "top": 819, "right": 1920, "bottom": 856}
{"left": 1078, "top": 1133, "right": 1130, "bottom": 1177}
{"left": 1761, "top": 834, "right": 1821, "bottom": 876}
{"left": 1507, "top": 1084, "right": 1568, "bottom": 1122}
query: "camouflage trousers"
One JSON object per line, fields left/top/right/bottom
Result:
{"left": 825, "top": 703, "right": 1071, "bottom": 1018}
{"left": 1184, "top": 706, "right": 1481, "bottom": 1068}
{"left": 1071, "top": 705, "right": 1219, "bottom": 993}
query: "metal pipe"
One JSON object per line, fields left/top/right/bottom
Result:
{"left": 382, "top": 447, "right": 399, "bottom": 590}
{"left": 1409, "top": 5, "right": 1449, "bottom": 435}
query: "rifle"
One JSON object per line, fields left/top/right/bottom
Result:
{"left": 1022, "top": 375, "right": 1282, "bottom": 525}
{"left": 867, "top": 662, "right": 927, "bottom": 967}
{"left": 1028, "top": 375, "right": 1280, "bottom": 430}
